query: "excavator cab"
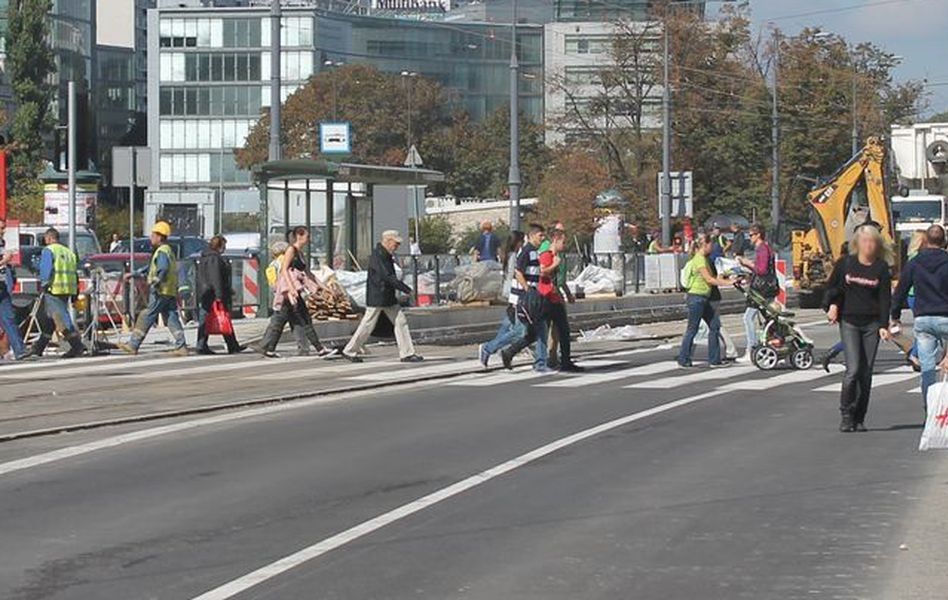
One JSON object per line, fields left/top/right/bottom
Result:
{"left": 793, "top": 137, "right": 897, "bottom": 308}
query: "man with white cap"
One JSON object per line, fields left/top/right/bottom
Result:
{"left": 342, "top": 230, "right": 422, "bottom": 363}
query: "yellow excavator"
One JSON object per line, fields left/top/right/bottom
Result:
{"left": 791, "top": 137, "right": 897, "bottom": 308}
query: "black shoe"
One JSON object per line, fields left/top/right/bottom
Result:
{"left": 820, "top": 353, "right": 832, "bottom": 373}
{"left": 61, "top": 338, "right": 86, "bottom": 359}
{"left": 560, "top": 362, "right": 585, "bottom": 373}
{"left": 548, "top": 359, "right": 561, "bottom": 371}
{"left": 854, "top": 422, "right": 868, "bottom": 432}
{"left": 196, "top": 347, "right": 216, "bottom": 355}
{"left": 839, "top": 417, "right": 855, "bottom": 433}
{"left": 500, "top": 350, "right": 513, "bottom": 370}
{"left": 342, "top": 352, "right": 363, "bottom": 363}
{"left": 400, "top": 354, "right": 424, "bottom": 363}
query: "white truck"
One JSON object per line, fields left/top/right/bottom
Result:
{"left": 889, "top": 123, "right": 948, "bottom": 232}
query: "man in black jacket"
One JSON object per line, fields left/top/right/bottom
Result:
{"left": 342, "top": 230, "right": 422, "bottom": 363}
{"left": 195, "top": 236, "right": 241, "bottom": 354}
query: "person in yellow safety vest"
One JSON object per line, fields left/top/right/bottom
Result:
{"left": 117, "top": 221, "right": 187, "bottom": 355}
{"left": 22, "top": 228, "right": 87, "bottom": 358}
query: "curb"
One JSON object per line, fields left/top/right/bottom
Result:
{"left": 0, "top": 340, "right": 673, "bottom": 444}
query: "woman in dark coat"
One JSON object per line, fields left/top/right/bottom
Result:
{"left": 195, "top": 235, "right": 242, "bottom": 354}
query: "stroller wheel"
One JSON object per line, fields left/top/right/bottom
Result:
{"left": 753, "top": 345, "right": 779, "bottom": 370}
{"left": 791, "top": 349, "right": 814, "bottom": 370}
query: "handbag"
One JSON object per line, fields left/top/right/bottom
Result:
{"left": 205, "top": 300, "right": 234, "bottom": 336}
{"left": 919, "top": 375, "right": 948, "bottom": 451}
{"left": 749, "top": 244, "right": 779, "bottom": 300}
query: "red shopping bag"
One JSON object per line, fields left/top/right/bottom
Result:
{"left": 205, "top": 300, "right": 234, "bottom": 336}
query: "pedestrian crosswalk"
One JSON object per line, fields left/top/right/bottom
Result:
{"left": 0, "top": 342, "right": 926, "bottom": 400}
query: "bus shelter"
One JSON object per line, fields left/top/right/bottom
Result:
{"left": 253, "top": 159, "right": 444, "bottom": 316}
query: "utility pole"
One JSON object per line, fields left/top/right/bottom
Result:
{"left": 269, "top": 0, "right": 282, "bottom": 162}
{"left": 851, "top": 57, "right": 859, "bottom": 155}
{"left": 67, "top": 81, "right": 77, "bottom": 255}
{"left": 660, "top": 24, "right": 672, "bottom": 246}
{"left": 507, "top": 0, "right": 521, "bottom": 231}
{"left": 771, "top": 30, "right": 780, "bottom": 233}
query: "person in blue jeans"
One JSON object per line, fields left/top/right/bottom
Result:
{"left": 678, "top": 234, "right": 732, "bottom": 367}
{"left": 891, "top": 224, "right": 948, "bottom": 410}
{"left": 479, "top": 231, "right": 525, "bottom": 367}
{"left": 501, "top": 224, "right": 550, "bottom": 372}
{"left": 0, "top": 217, "right": 26, "bottom": 359}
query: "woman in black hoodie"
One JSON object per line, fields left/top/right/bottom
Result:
{"left": 823, "top": 224, "right": 893, "bottom": 432}
{"left": 196, "top": 235, "right": 242, "bottom": 354}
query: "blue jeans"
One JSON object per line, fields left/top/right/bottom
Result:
{"left": 129, "top": 293, "right": 186, "bottom": 351}
{"left": 679, "top": 294, "right": 720, "bottom": 365}
{"left": 743, "top": 307, "right": 759, "bottom": 351}
{"left": 0, "top": 291, "right": 25, "bottom": 356}
{"left": 484, "top": 310, "right": 526, "bottom": 355}
{"left": 914, "top": 315, "right": 948, "bottom": 406}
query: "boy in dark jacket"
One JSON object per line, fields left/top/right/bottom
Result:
{"left": 342, "top": 230, "right": 422, "bottom": 363}
{"left": 195, "top": 236, "right": 242, "bottom": 354}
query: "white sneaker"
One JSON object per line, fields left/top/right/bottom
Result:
{"left": 735, "top": 352, "right": 752, "bottom": 364}
{"left": 1, "top": 351, "right": 13, "bottom": 361}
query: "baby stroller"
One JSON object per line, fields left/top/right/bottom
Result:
{"left": 737, "top": 280, "right": 815, "bottom": 371}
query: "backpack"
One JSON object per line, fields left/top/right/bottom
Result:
{"left": 680, "top": 258, "right": 695, "bottom": 290}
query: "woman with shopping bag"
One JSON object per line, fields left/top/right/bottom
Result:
{"left": 196, "top": 236, "right": 242, "bottom": 354}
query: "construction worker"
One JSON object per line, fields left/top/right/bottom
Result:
{"left": 23, "top": 228, "right": 86, "bottom": 358}
{"left": 118, "top": 221, "right": 187, "bottom": 355}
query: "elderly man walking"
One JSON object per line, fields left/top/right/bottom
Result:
{"left": 891, "top": 224, "right": 948, "bottom": 410}
{"left": 342, "top": 230, "right": 422, "bottom": 363}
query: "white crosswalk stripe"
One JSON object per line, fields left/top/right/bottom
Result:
{"left": 344, "top": 359, "right": 485, "bottom": 382}
{"left": 811, "top": 366, "right": 918, "bottom": 392}
{"left": 0, "top": 354, "right": 224, "bottom": 380}
{"left": 720, "top": 364, "right": 843, "bottom": 391}
{"left": 625, "top": 365, "right": 757, "bottom": 389}
{"left": 536, "top": 360, "right": 683, "bottom": 388}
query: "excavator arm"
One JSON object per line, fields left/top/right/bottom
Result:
{"left": 805, "top": 136, "right": 894, "bottom": 260}
{"left": 793, "top": 137, "right": 897, "bottom": 307}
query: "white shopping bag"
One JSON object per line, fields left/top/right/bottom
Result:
{"left": 918, "top": 376, "right": 948, "bottom": 451}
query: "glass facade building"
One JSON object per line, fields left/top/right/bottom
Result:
{"left": 149, "top": 5, "right": 543, "bottom": 190}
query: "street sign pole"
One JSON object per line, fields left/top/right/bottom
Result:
{"left": 67, "top": 81, "right": 77, "bottom": 255}
{"left": 404, "top": 144, "right": 423, "bottom": 245}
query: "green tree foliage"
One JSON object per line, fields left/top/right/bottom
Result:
{"left": 407, "top": 216, "right": 454, "bottom": 254}
{"left": 7, "top": 0, "right": 55, "bottom": 205}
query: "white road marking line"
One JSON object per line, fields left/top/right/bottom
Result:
{"left": 536, "top": 360, "right": 683, "bottom": 388}
{"left": 448, "top": 367, "right": 548, "bottom": 387}
{"left": 0, "top": 353, "right": 225, "bottom": 380}
{"left": 345, "top": 359, "right": 484, "bottom": 381}
{"left": 598, "top": 344, "right": 674, "bottom": 358}
{"left": 720, "top": 364, "right": 843, "bottom": 391}
{"left": 625, "top": 365, "right": 757, "bottom": 389}
{"left": 123, "top": 356, "right": 319, "bottom": 379}
{"left": 811, "top": 366, "right": 919, "bottom": 392}
{"left": 243, "top": 360, "right": 404, "bottom": 380}
{"left": 188, "top": 388, "right": 725, "bottom": 600}
{"left": 0, "top": 353, "right": 127, "bottom": 372}
{"left": 909, "top": 387, "right": 921, "bottom": 394}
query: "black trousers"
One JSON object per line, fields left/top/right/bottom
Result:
{"left": 839, "top": 319, "right": 882, "bottom": 424}
{"left": 547, "top": 302, "right": 572, "bottom": 364}
{"left": 261, "top": 301, "right": 323, "bottom": 354}
{"left": 196, "top": 298, "right": 241, "bottom": 353}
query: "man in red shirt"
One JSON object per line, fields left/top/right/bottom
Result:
{"left": 540, "top": 231, "right": 583, "bottom": 372}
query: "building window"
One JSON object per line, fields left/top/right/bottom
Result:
{"left": 159, "top": 87, "right": 262, "bottom": 117}
{"left": 181, "top": 52, "right": 261, "bottom": 82}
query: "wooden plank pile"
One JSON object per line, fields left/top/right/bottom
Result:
{"left": 305, "top": 280, "right": 359, "bottom": 321}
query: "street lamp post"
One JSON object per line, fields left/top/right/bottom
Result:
{"left": 507, "top": 0, "right": 521, "bottom": 231}
{"left": 771, "top": 29, "right": 781, "bottom": 233}
{"left": 660, "top": 24, "right": 672, "bottom": 246}
{"left": 401, "top": 71, "right": 421, "bottom": 245}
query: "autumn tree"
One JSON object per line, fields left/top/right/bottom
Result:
{"left": 535, "top": 147, "right": 615, "bottom": 242}
{"left": 236, "top": 64, "right": 453, "bottom": 168}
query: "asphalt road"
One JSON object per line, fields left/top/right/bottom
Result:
{"left": 1, "top": 322, "right": 946, "bottom": 600}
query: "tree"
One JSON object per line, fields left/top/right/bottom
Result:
{"left": 408, "top": 216, "right": 454, "bottom": 254}
{"left": 535, "top": 147, "right": 614, "bottom": 242}
{"left": 237, "top": 65, "right": 453, "bottom": 169}
{"left": 6, "top": 0, "right": 55, "bottom": 206}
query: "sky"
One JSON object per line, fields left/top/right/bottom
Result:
{"left": 711, "top": 0, "right": 948, "bottom": 115}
